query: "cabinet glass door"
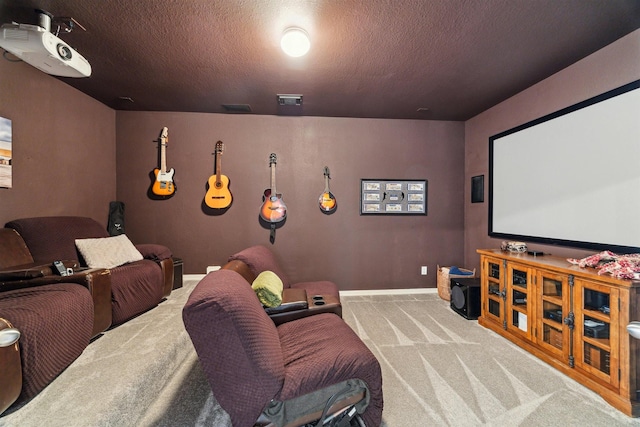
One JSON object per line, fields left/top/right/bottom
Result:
{"left": 537, "top": 272, "right": 569, "bottom": 359}
{"left": 482, "top": 257, "right": 504, "bottom": 328}
{"left": 506, "top": 263, "right": 531, "bottom": 338}
{"left": 574, "top": 279, "right": 619, "bottom": 388}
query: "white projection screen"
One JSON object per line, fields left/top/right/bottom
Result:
{"left": 489, "top": 80, "right": 640, "bottom": 254}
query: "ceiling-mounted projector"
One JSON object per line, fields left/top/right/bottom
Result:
{"left": 0, "top": 10, "right": 91, "bottom": 78}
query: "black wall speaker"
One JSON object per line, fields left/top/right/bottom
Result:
{"left": 450, "top": 277, "right": 481, "bottom": 320}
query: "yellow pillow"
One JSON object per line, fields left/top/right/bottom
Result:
{"left": 251, "top": 271, "right": 283, "bottom": 307}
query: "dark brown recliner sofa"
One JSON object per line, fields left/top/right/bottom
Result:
{"left": 5, "top": 216, "right": 174, "bottom": 326}
{"left": 227, "top": 244, "right": 341, "bottom": 299}
{"left": 0, "top": 228, "right": 112, "bottom": 337}
{"left": 0, "top": 216, "right": 173, "bottom": 413}
{"left": 183, "top": 269, "right": 383, "bottom": 427}
{"left": 0, "top": 317, "right": 22, "bottom": 415}
{"left": 0, "top": 227, "right": 110, "bottom": 414}
{"left": 225, "top": 245, "right": 343, "bottom": 324}
{"left": 222, "top": 260, "right": 343, "bottom": 325}
{"left": 0, "top": 284, "right": 94, "bottom": 412}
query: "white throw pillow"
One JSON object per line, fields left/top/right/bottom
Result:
{"left": 75, "top": 234, "right": 143, "bottom": 269}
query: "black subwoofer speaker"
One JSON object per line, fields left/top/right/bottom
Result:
{"left": 450, "top": 277, "right": 481, "bottom": 320}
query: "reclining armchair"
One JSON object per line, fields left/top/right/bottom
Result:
{"left": 0, "top": 283, "right": 94, "bottom": 412}
{"left": 0, "top": 227, "right": 108, "bottom": 413}
{"left": 227, "top": 245, "right": 340, "bottom": 299}
{"left": 0, "top": 228, "right": 112, "bottom": 337}
{"left": 183, "top": 269, "right": 383, "bottom": 427}
{"left": 222, "top": 260, "right": 342, "bottom": 325}
{"left": 0, "top": 318, "right": 21, "bottom": 415}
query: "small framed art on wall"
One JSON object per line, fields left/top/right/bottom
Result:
{"left": 360, "top": 179, "right": 427, "bottom": 215}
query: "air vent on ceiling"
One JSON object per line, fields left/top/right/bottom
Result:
{"left": 221, "top": 104, "right": 252, "bottom": 113}
{"left": 277, "top": 94, "right": 302, "bottom": 106}
{"left": 277, "top": 94, "right": 303, "bottom": 116}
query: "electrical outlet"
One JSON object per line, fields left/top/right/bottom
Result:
{"left": 421, "top": 266, "right": 428, "bottom": 275}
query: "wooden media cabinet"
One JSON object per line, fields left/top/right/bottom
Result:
{"left": 477, "top": 249, "right": 640, "bottom": 416}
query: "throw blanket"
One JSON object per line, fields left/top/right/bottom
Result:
{"left": 251, "top": 271, "right": 283, "bottom": 307}
{"left": 567, "top": 251, "right": 640, "bottom": 280}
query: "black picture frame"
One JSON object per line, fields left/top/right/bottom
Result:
{"left": 360, "top": 179, "right": 427, "bottom": 215}
{"left": 471, "top": 175, "right": 484, "bottom": 203}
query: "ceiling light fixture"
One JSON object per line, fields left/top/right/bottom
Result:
{"left": 280, "top": 27, "right": 310, "bottom": 57}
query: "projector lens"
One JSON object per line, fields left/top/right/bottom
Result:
{"left": 56, "top": 44, "right": 73, "bottom": 60}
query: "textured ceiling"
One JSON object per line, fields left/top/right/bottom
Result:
{"left": 1, "top": 0, "right": 639, "bottom": 121}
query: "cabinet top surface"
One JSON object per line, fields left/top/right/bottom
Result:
{"left": 477, "top": 249, "right": 639, "bottom": 288}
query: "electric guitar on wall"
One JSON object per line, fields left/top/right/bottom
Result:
{"left": 151, "top": 127, "right": 176, "bottom": 197}
{"left": 318, "top": 166, "right": 337, "bottom": 213}
{"left": 260, "top": 153, "right": 287, "bottom": 223}
{"left": 204, "top": 141, "right": 233, "bottom": 209}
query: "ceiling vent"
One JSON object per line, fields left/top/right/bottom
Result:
{"left": 277, "top": 94, "right": 303, "bottom": 116}
{"left": 277, "top": 94, "right": 302, "bottom": 106}
{"left": 221, "top": 104, "right": 252, "bottom": 113}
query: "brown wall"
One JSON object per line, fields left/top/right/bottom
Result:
{"left": 116, "top": 112, "right": 465, "bottom": 289}
{"left": 3, "top": 28, "right": 636, "bottom": 290}
{"left": 463, "top": 29, "right": 640, "bottom": 271}
{"left": 0, "top": 59, "right": 116, "bottom": 226}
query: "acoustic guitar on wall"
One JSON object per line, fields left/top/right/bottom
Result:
{"left": 151, "top": 127, "right": 176, "bottom": 197}
{"left": 318, "top": 166, "right": 337, "bottom": 213}
{"left": 204, "top": 141, "right": 233, "bottom": 209}
{"left": 260, "top": 153, "right": 287, "bottom": 223}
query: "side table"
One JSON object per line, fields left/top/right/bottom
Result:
{"left": 172, "top": 257, "right": 183, "bottom": 289}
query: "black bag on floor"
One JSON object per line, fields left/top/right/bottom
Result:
{"left": 107, "top": 201, "right": 126, "bottom": 236}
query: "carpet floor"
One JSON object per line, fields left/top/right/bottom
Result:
{"left": 0, "top": 279, "right": 229, "bottom": 427}
{"left": 2, "top": 280, "right": 639, "bottom": 426}
{"left": 341, "top": 293, "right": 640, "bottom": 426}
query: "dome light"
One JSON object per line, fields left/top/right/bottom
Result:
{"left": 281, "top": 27, "right": 310, "bottom": 57}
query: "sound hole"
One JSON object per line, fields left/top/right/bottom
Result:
{"left": 451, "top": 286, "right": 465, "bottom": 309}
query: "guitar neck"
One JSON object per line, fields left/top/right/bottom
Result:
{"left": 323, "top": 166, "right": 332, "bottom": 193}
{"left": 160, "top": 141, "right": 167, "bottom": 173}
{"left": 270, "top": 163, "right": 277, "bottom": 195}
{"left": 215, "top": 151, "right": 222, "bottom": 183}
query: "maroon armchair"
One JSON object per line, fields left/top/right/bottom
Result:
{"left": 0, "top": 284, "right": 93, "bottom": 411}
{"left": 228, "top": 245, "right": 340, "bottom": 299}
{"left": 0, "top": 317, "right": 21, "bottom": 415}
{"left": 183, "top": 269, "right": 383, "bottom": 426}
{"left": 221, "top": 259, "right": 342, "bottom": 325}
{"left": 0, "top": 226, "right": 108, "bottom": 413}
{"left": 0, "top": 228, "right": 111, "bottom": 337}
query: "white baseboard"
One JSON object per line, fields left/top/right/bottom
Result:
{"left": 183, "top": 274, "right": 437, "bottom": 296}
{"left": 339, "top": 288, "right": 437, "bottom": 296}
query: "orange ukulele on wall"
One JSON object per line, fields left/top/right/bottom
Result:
{"left": 318, "top": 166, "right": 337, "bottom": 213}
{"left": 204, "top": 141, "right": 233, "bottom": 209}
